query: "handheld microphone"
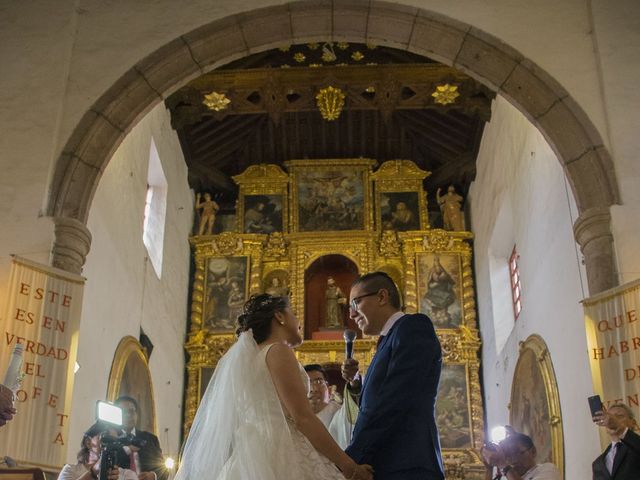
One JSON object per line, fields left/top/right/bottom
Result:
{"left": 343, "top": 329, "right": 357, "bottom": 359}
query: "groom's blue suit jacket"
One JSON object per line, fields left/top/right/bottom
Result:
{"left": 346, "top": 313, "right": 444, "bottom": 479}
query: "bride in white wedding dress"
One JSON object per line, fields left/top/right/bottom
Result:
{"left": 174, "top": 294, "right": 373, "bottom": 480}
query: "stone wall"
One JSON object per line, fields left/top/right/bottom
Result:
{"left": 469, "top": 96, "right": 600, "bottom": 479}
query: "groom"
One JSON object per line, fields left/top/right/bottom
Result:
{"left": 343, "top": 272, "right": 444, "bottom": 480}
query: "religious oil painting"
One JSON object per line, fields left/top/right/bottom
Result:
{"left": 204, "top": 256, "right": 249, "bottom": 331}
{"left": 379, "top": 192, "right": 420, "bottom": 231}
{"left": 263, "top": 270, "right": 290, "bottom": 297}
{"left": 243, "top": 194, "right": 284, "bottom": 234}
{"left": 297, "top": 170, "right": 365, "bottom": 232}
{"left": 510, "top": 346, "right": 554, "bottom": 463}
{"left": 416, "top": 253, "right": 462, "bottom": 328}
{"left": 436, "top": 364, "right": 471, "bottom": 448}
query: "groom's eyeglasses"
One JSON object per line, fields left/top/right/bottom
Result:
{"left": 350, "top": 291, "right": 380, "bottom": 311}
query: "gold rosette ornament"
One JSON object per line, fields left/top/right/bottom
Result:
{"left": 431, "top": 84, "right": 460, "bottom": 105}
{"left": 315, "top": 86, "right": 346, "bottom": 121}
{"left": 203, "top": 91, "right": 231, "bottom": 111}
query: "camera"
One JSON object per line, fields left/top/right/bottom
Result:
{"left": 99, "top": 434, "right": 147, "bottom": 480}
{"left": 95, "top": 401, "right": 148, "bottom": 480}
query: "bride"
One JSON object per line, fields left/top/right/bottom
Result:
{"left": 175, "top": 294, "right": 374, "bottom": 480}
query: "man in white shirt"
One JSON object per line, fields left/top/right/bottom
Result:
{"left": 304, "top": 364, "right": 356, "bottom": 449}
{"left": 481, "top": 432, "right": 560, "bottom": 480}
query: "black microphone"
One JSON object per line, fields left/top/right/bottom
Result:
{"left": 343, "top": 329, "right": 357, "bottom": 359}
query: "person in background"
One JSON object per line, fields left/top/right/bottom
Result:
{"left": 592, "top": 403, "right": 640, "bottom": 480}
{"left": 304, "top": 364, "right": 357, "bottom": 449}
{"left": 114, "top": 396, "right": 168, "bottom": 480}
{"left": 57, "top": 421, "right": 136, "bottom": 480}
{"left": 481, "top": 432, "right": 560, "bottom": 480}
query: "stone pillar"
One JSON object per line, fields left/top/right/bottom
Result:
{"left": 51, "top": 217, "right": 92, "bottom": 275}
{"left": 573, "top": 207, "right": 617, "bottom": 295}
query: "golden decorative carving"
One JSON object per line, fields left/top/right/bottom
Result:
{"left": 432, "top": 83, "right": 460, "bottom": 105}
{"left": 211, "top": 233, "right": 244, "bottom": 256}
{"left": 379, "top": 230, "right": 401, "bottom": 258}
{"left": 184, "top": 160, "right": 484, "bottom": 475}
{"left": 264, "top": 232, "right": 288, "bottom": 258}
{"left": 315, "top": 86, "right": 346, "bottom": 121}
{"left": 293, "top": 52, "right": 306, "bottom": 63}
{"left": 202, "top": 91, "right": 231, "bottom": 111}
{"left": 351, "top": 51, "right": 364, "bottom": 61}
{"left": 168, "top": 65, "right": 494, "bottom": 130}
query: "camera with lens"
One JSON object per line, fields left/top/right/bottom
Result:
{"left": 99, "top": 434, "right": 147, "bottom": 480}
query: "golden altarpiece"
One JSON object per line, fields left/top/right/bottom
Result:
{"left": 184, "top": 159, "right": 485, "bottom": 479}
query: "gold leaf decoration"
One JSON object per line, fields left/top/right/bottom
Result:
{"left": 293, "top": 52, "right": 306, "bottom": 63}
{"left": 315, "top": 86, "right": 346, "bottom": 121}
{"left": 351, "top": 51, "right": 364, "bottom": 61}
{"left": 336, "top": 42, "right": 349, "bottom": 50}
{"left": 307, "top": 42, "right": 320, "bottom": 50}
{"left": 432, "top": 83, "right": 460, "bottom": 105}
{"left": 202, "top": 91, "right": 231, "bottom": 111}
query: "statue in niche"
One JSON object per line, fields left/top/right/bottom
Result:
{"left": 436, "top": 186, "right": 465, "bottom": 231}
{"left": 325, "top": 277, "right": 347, "bottom": 329}
{"left": 227, "top": 280, "right": 245, "bottom": 325}
{"left": 265, "top": 276, "right": 289, "bottom": 297}
{"left": 195, "top": 192, "right": 220, "bottom": 235}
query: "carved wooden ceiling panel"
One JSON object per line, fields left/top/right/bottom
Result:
{"left": 166, "top": 44, "right": 495, "bottom": 216}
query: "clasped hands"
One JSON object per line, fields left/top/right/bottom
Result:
{"left": 345, "top": 463, "right": 374, "bottom": 480}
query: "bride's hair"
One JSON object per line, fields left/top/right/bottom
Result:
{"left": 236, "top": 293, "right": 289, "bottom": 343}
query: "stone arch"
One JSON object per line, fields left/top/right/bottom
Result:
{"left": 46, "top": 1, "right": 618, "bottom": 292}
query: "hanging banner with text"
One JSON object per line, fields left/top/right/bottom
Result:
{"left": 584, "top": 278, "right": 640, "bottom": 445}
{"left": 0, "top": 256, "right": 84, "bottom": 469}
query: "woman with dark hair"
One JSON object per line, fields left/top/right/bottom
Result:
{"left": 175, "top": 294, "right": 373, "bottom": 480}
{"left": 57, "top": 421, "right": 137, "bottom": 480}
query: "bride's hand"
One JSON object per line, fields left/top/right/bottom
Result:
{"left": 345, "top": 463, "right": 374, "bottom": 480}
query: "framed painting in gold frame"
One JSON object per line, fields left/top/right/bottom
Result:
{"left": 371, "top": 159, "right": 430, "bottom": 231}
{"left": 436, "top": 363, "right": 472, "bottom": 449}
{"left": 233, "top": 164, "right": 289, "bottom": 234}
{"left": 416, "top": 252, "right": 463, "bottom": 329}
{"left": 242, "top": 194, "right": 284, "bottom": 234}
{"left": 284, "top": 159, "right": 377, "bottom": 234}
{"left": 510, "top": 335, "right": 564, "bottom": 477}
{"left": 203, "top": 255, "right": 249, "bottom": 332}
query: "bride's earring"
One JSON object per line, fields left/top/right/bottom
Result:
{"left": 278, "top": 320, "right": 285, "bottom": 326}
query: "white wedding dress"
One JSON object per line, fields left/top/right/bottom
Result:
{"left": 174, "top": 332, "right": 344, "bottom": 480}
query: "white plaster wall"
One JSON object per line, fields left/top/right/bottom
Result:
{"left": 591, "top": 2, "right": 640, "bottom": 283}
{"left": 66, "top": 104, "right": 192, "bottom": 463}
{"left": 469, "top": 96, "right": 599, "bottom": 478}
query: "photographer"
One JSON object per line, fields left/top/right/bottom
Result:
{"left": 57, "top": 421, "right": 137, "bottom": 480}
{"left": 481, "top": 433, "right": 560, "bottom": 480}
{"left": 114, "top": 396, "right": 167, "bottom": 480}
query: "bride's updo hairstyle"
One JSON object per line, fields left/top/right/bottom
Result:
{"left": 236, "top": 293, "right": 289, "bottom": 343}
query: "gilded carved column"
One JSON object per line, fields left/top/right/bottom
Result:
{"left": 573, "top": 207, "right": 617, "bottom": 295}
{"left": 51, "top": 217, "right": 92, "bottom": 274}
